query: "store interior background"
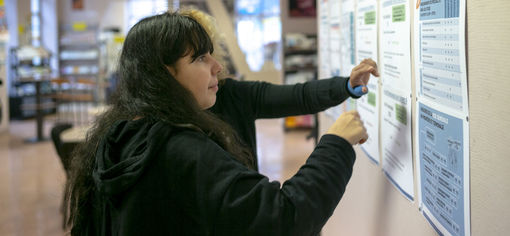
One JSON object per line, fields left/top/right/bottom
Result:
{"left": 0, "top": 0, "right": 509, "bottom": 236}
{"left": 1, "top": 0, "right": 323, "bottom": 235}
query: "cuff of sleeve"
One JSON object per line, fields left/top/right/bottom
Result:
{"left": 319, "top": 134, "right": 355, "bottom": 157}
{"left": 315, "top": 134, "right": 356, "bottom": 168}
{"left": 345, "top": 78, "right": 362, "bottom": 99}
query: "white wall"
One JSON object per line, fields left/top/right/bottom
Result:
{"left": 467, "top": 1, "right": 510, "bottom": 234}
{"left": 57, "top": 0, "right": 125, "bottom": 33}
{"left": 99, "top": 1, "right": 125, "bottom": 34}
{"left": 319, "top": 1, "right": 510, "bottom": 235}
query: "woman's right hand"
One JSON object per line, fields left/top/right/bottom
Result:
{"left": 326, "top": 110, "right": 368, "bottom": 145}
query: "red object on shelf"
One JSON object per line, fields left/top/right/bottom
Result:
{"left": 285, "top": 114, "right": 314, "bottom": 129}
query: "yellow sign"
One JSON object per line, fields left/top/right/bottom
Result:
{"left": 72, "top": 22, "right": 88, "bottom": 32}
{"left": 113, "top": 36, "right": 125, "bottom": 43}
{"left": 0, "top": 0, "right": 4, "bottom": 7}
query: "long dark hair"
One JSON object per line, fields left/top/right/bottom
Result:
{"left": 64, "top": 11, "right": 254, "bottom": 234}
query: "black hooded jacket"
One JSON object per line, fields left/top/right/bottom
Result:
{"left": 210, "top": 76, "right": 357, "bottom": 170}
{"left": 91, "top": 77, "right": 358, "bottom": 235}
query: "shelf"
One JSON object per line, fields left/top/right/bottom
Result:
{"left": 14, "top": 46, "right": 51, "bottom": 61}
{"left": 15, "top": 76, "right": 52, "bottom": 81}
{"left": 50, "top": 93, "right": 94, "bottom": 102}
{"left": 60, "top": 73, "right": 98, "bottom": 77}
{"left": 59, "top": 43, "right": 98, "bottom": 48}
{"left": 284, "top": 48, "right": 317, "bottom": 56}
{"left": 20, "top": 102, "right": 57, "bottom": 111}
{"left": 284, "top": 66, "right": 317, "bottom": 73}
{"left": 9, "top": 93, "right": 56, "bottom": 120}
{"left": 10, "top": 93, "right": 54, "bottom": 98}
{"left": 60, "top": 55, "right": 98, "bottom": 61}
{"left": 60, "top": 58, "right": 98, "bottom": 62}
{"left": 282, "top": 33, "right": 318, "bottom": 134}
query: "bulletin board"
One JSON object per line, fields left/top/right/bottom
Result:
{"left": 317, "top": 0, "right": 510, "bottom": 235}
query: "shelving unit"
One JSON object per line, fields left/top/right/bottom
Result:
{"left": 59, "top": 23, "right": 99, "bottom": 83}
{"left": 8, "top": 46, "right": 54, "bottom": 119}
{"left": 282, "top": 33, "right": 318, "bottom": 135}
{"left": 59, "top": 43, "right": 99, "bottom": 79}
{"left": 56, "top": 23, "right": 100, "bottom": 125}
{"left": 8, "top": 46, "right": 54, "bottom": 142}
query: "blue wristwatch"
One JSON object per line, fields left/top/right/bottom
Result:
{"left": 347, "top": 79, "right": 368, "bottom": 97}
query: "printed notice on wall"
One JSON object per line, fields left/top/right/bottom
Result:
{"left": 326, "top": 0, "right": 358, "bottom": 119}
{"left": 340, "top": 0, "right": 356, "bottom": 77}
{"left": 414, "top": 0, "right": 468, "bottom": 112}
{"left": 381, "top": 88, "right": 414, "bottom": 199}
{"left": 417, "top": 103, "right": 469, "bottom": 236}
{"left": 414, "top": 0, "right": 470, "bottom": 235}
{"left": 334, "top": 0, "right": 358, "bottom": 117}
{"left": 325, "top": 0, "right": 345, "bottom": 119}
{"left": 320, "top": 0, "right": 342, "bottom": 119}
{"left": 355, "top": 0, "right": 379, "bottom": 164}
{"left": 329, "top": 0, "right": 342, "bottom": 77}
{"left": 379, "top": 0, "right": 414, "bottom": 200}
{"left": 319, "top": 0, "right": 331, "bottom": 80}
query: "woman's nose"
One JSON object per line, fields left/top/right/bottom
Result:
{"left": 212, "top": 57, "right": 223, "bottom": 75}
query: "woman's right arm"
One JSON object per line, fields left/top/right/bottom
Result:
{"left": 166, "top": 111, "right": 367, "bottom": 235}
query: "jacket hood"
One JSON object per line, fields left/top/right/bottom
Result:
{"left": 92, "top": 119, "right": 172, "bottom": 197}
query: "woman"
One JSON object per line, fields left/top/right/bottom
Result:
{"left": 65, "top": 11, "right": 376, "bottom": 235}
{"left": 183, "top": 9, "right": 378, "bottom": 170}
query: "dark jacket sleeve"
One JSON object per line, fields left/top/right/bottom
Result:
{"left": 228, "top": 76, "right": 356, "bottom": 119}
{"left": 167, "top": 131, "right": 356, "bottom": 236}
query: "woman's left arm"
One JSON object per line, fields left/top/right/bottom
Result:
{"left": 237, "top": 76, "right": 353, "bottom": 119}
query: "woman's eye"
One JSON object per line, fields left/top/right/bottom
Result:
{"left": 197, "top": 55, "right": 206, "bottom": 62}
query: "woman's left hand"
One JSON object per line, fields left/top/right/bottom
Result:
{"left": 349, "top": 58, "right": 379, "bottom": 93}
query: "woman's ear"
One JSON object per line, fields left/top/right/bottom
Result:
{"left": 166, "top": 65, "right": 177, "bottom": 77}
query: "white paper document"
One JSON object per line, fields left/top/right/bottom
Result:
{"left": 414, "top": 0, "right": 470, "bottom": 235}
{"left": 329, "top": 0, "right": 342, "bottom": 77}
{"left": 333, "top": 0, "right": 358, "bottom": 117}
{"left": 381, "top": 88, "right": 413, "bottom": 200}
{"left": 414, "top": 0, "right": 468, "bottom": 113}
{"left": 326, "top": 0, "right": 346, "bottom": 119}
{"left": 340, "top": 0, "right": 356, "bottom": 77}
{"left": 319, "top": 0, "right": 331, "bottom": 80}
{"left": 417, "top": 102, "right": 469, "bottom": 236}
{"left": 355, "top": 0, "right": 379, "bottom": 164}
{"left": 320, "top": 0, "right": 341, "bottom": 119}
{"left": 379, "top": 0, "right": 414, "bottom": 200}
